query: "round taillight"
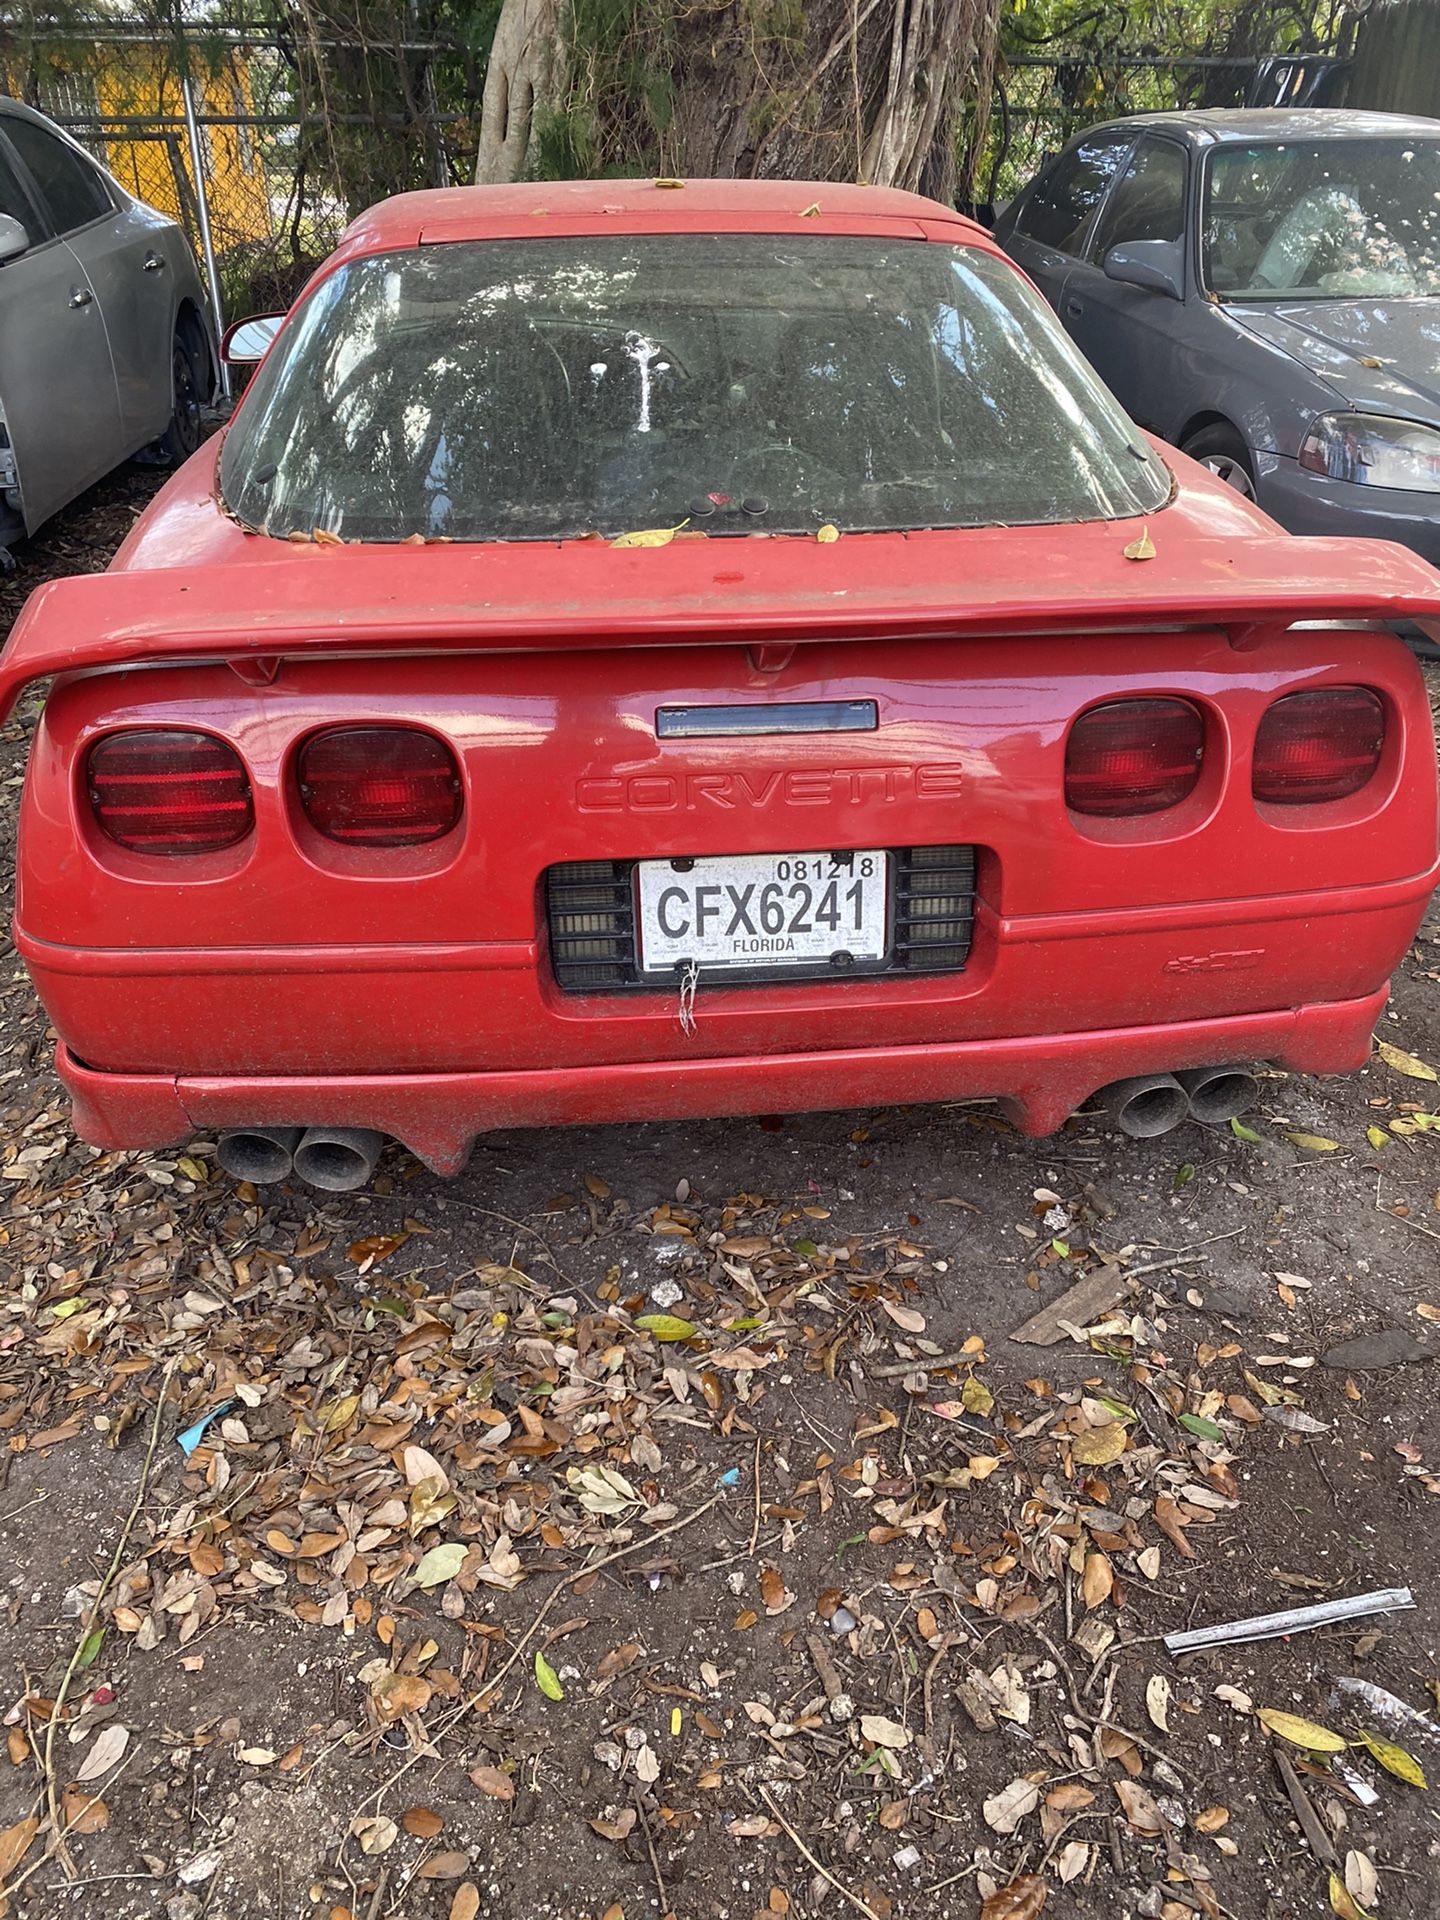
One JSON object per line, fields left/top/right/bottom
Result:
{"left": 1253, "top": 688, "right": 1385, "bottom": 805}
{"left": 298, "top": 727, "right": 462, "bottom": 846}
{"left": 88, "top": 729, "right": 253, "bottom": 853}
{"left": 1065, "top": 699, "right": 1205, "bottom": 817}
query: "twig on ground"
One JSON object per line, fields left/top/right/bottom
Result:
{"left": 748, "top": 1434, "right": 763, "bottom": 1555}
{"left": 0, "top": 1489, "right": 49, "bottom": 1527}
{"left": 759, "top": 1785, "right": 883, "bottom": 1920}
{"left": 632, "top": 1786, "right": 672, "bottom": 1918}
{"left": 362, "top": 1866, "right": 389, "bottom": 1920}
{"left": 41, "top": 1361, "right": 174, "bottom": 1878}
{"left": 868, "top": 1346, "right": 983, "bottom": 1380}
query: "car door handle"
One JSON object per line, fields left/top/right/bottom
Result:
{"left": 1065, "top": 297, "right": 1084, "bottom": 318}
{"left": 142, "top": 251, "right": 166, "bottom": 272}
{"left": 69, "top": 285, "right": 93, "bottom": 308}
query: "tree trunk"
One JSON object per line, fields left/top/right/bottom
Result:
{"left": 475, "top": 0, "right": 1001, "bottom": 194}
{"left": 474, "top": 0, "right": 566, "bottom": 184}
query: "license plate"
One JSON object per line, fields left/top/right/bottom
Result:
{"left": 637, "top": 850, "right": 888, "bottom": 975}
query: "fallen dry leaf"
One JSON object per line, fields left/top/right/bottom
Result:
{"left": 76, "top": 1723, "right": 129, "bottom": 1783}
{"left": 1081, "top": 1550, "right": 1114, "bottom": 1609}
{"left": 0, "top": 1815, "right": 40, "bottom": 1880}
{"left": 1146, "top": 1674, "right": 1171, "bottom": 1733}
{"left": 1256, "top": 1708, "right": 1347, "bottom": 1753}
{"left": 1112, "top": 1779, "right": 1165, "bottom": 1834}
{"left": 980, "top": 1874, "right": 1048, "bottom": 1920}
{"left": 352, "top": 1814, "right": 399, "bottom": 1855}
{"left": 983, "top": 1777, "right": 1040, "bottom": 1835}
{"left": 418, "top": 1851, "right": 470, "bottom": 1880}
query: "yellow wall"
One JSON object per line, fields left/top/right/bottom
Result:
{"left": 90, "top": 52, "right": 273, "bottom": 248}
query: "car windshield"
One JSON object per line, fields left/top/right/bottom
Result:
{"left": 219, "top": 234, "right": 1168, "bottom": 543}
{"left": 1204, "top": 136, "right": 1440, "bottom": 299}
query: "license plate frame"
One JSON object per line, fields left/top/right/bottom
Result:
{"left": 636, "top": 848, "right": 890, "bottom": 978}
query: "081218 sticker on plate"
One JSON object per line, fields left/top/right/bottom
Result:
{"left": 637, "top": 849, "right": 888, "bottom": 975}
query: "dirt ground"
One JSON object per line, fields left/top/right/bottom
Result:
{"left": 1, "top": 467, "right": 1439, "bottom": 1920}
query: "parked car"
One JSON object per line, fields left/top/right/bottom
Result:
{"left": 0, "top": 96, "right": 216, "bottom": 564}
{"left": 3, "top": 178, "right": 1439, "bottom": 1189}
{"left": 995, "top": 108, "right": 1440, "bottom": 567}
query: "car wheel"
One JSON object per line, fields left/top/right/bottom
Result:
{"left": 1181, "top": 424, "right": 1256, "bottom": 500}
{"left": 159, "top": 328, "right": 204, "bottom": 465}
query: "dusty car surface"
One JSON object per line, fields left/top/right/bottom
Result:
{"left": 3, "top": 177, "right": 1440, "bottom": 1189}
{"left": 0, "top": 95, "right": 215, "bottom": 562}
{"left": 996, "top": 108, "right": 1440, "bottom": 566}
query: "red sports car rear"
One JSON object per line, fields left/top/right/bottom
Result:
{"left": 5, "top": 179, "right": 1438, "bottom": 1185}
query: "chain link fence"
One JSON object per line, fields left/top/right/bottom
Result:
{"left": 0, "top": 19, "right": 481, "bottom": 327}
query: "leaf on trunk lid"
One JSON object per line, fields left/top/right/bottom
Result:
{"left": 1122, "top": 526, "right": 1156, "bottom": 561}
{"left": 610, "top": 521, "right": 688, "bottom": 549}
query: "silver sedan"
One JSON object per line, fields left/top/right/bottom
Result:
{"left": 0, "top": 96, "right": 216, "bottom": 565}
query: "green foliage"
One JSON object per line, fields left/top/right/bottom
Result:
{"left": 975, "top": 0, "right": 1351, "bottom": 200}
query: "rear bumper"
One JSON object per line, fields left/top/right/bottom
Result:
{"left": 57, "top": 985, "right": 1390, "bottom": 1171}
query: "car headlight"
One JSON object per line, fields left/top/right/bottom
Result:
{"left": 1299, "top": 413, "right": 1440, "bottom": 492}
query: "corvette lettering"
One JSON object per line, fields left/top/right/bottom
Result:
{"left": 575, "top": 764, "right": 964, "bottom": 812}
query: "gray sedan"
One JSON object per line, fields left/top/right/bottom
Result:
{"left": 0, "top": 96, "right": 216, "bottom": 564}
{"left": 996, "top": 108, "right": 1440, "bottom": 568}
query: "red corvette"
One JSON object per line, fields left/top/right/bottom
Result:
{"left": 5, "top": 178, "right": 1439, "bottom": 1190}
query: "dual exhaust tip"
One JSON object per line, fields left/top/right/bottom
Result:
{"left": 1099, "top": 1064, "right": 1259, "bottom": 1139}
{"left": 215, "top": 1062, "right": 1257, "bottom": 1188}
{"left": 216, "top": 1125, "right": 386, "bottom": 1192}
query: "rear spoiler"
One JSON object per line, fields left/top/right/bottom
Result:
{"left": 4, "top": 521, "right": 1440, "bottom": 723}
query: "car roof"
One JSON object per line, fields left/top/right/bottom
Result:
{"left": 1077, "top": 106, "right": 1440, "bottom": 148}
{"left": 337, "top": 176, "right": 984, "bottom": 254}
{"left": 0, "top": 95, "right": 69, "bottom": 128}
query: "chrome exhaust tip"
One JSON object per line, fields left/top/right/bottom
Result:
{"left": 216, "top": 1126, "right": 302, "bottom": 1185}
{"left": 1177, "top": 1064, "right": 1260, "bottom": 1126}
{"left": 1098, "top": 1072, "right": 1190, "bottom": 1139}
{"left": 292, "top": 1126, "right": 387, "bottom": 1192}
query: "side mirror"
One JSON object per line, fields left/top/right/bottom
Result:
{"left": 221, "top": 312, "right": 284, "bottom": 365}
{"left": 1103, "top": 239, "right": 1184, "bottom": 301}
{"left": 0, "top": 214, "right": 31, "bottom": 266}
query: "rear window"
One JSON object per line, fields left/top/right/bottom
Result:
{"left": 220, "top": 233, "right": 1169, "bottom": 543}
